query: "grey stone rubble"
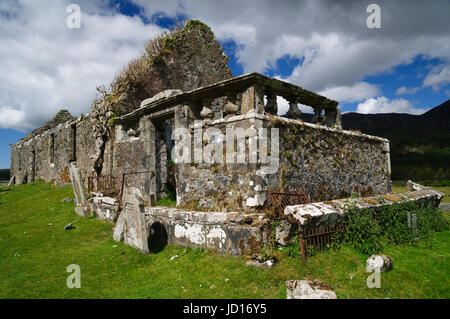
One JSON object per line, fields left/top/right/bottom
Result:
{"left": 63, "top": 222, "right": 73, "bottom": 230}
{"left": 439, "top": 203, "right": 450, "bottom": 212}
{"left": 366, "top": 254, "right": 394, "bottom": 272}
{"left": 90, "top": 195, "right": 120, "bottom": 223}
{"left": 275, "top": 220, "right": 292, "bottom": 246}
{"left": 286, "top": 280, "right": 337, "bottom": 299}
{"left": 245, "top": 259, "right": 275, "bottom": 268}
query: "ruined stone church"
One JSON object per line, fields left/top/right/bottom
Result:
{"left": 9, "top": 21, "right": 442, "bottom": 255}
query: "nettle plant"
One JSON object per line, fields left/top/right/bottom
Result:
{"left": 343, "top": 200, "right": 449, "bottom": 254}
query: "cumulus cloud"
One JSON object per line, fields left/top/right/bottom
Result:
{"left": 396, "top": 86, "right": 421, "bottom": 95}
{"left": 276, "top": 96, "right": 313, "bottom": 116}
{"left": 0, "top": 0, "right": 165, "bottom": 131}
{"left": 2, "top": 0, "right": 450, "bottom": 131}
{"left": 422, "top": 64, "right": 450, "bottom": 90}
{"left": 319, "top": 82, "right": 380, "bottom": 102}
{"left": 356, "top": 96, "right": 425, "bottom": 114}
{"left": 133, "top": 0, "right": 450, "bottom": 92}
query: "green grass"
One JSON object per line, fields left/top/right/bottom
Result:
{"left": 392, "top": 184, "right": 450, "bottom": 203}
{"left": 0, "top": 181, "right": 449, "bottom": 298}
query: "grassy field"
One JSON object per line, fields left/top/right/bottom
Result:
{"left": 0, "top": 181, "right": 449, "bottom": 299}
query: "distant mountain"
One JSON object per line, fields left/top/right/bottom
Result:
{"left": 341, "top": 100, "right": 450, "bottom": 134}
{"left": 300, "top": 100, "right": 450, "bottom": 181}
{"left": 0, "top": 169, "right": 10, "bottom": 181}
{"left": 299, "top": 99, "right": 449, "bottom": 134}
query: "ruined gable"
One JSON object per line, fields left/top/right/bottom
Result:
{"left": 102, "top": 20, "right": 233, "bottom": 116}
{"left": 21, "top": 109, "right": 74, "bottom": 142}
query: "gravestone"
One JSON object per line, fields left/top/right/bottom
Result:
{"left": 120, "top": 187, "right": 149, "bottom": 253}
{"left": 69, "top": 162, "right": 90, "bottom": 217}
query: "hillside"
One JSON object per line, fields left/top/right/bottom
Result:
{"left": 300, "top": 100, "right": 450, "bottom": 181}
{"left": 0, "top": 169, "right": 10, "bottom": 181}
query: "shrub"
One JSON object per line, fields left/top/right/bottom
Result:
{"left": 416, "top": 207, "right": 450, "bottom": 246}
{"left": 343, "top": 207, "right": 384, "bottom": 255}
{"left": 343, "top": 201, "right": 449, "bottom": 254}
{"left": 377, "top": 202, "right": 415, "bottom": 245}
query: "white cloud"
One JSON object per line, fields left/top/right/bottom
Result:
{"left": 395, "top": 86, "right": 421, "bottom": 95}
{"left": 356, "top": 96, "right": 425, "bottom": 114}
{"left": 276, "top": 96, "right": 313, "bottom": 116}
{"left": 0, "top": 106, "right": 27, "bottom": 131}
{"left": 422, "top": 64, "right": 450, "bottom": 90}
{"left": 133, "top": 0, "right": 450, "bottom": 94}
{"left": 319, "top": 82, "right": 380, "bottom": 102}
{"left": 2, "top": 0, "right": 450, "bottom": 132}
{"left": 0, "top": 0, "right": 165, "bottom": 130}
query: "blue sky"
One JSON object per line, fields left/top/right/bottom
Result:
{"left": 1, "top": 0, "right": 449, "bottom": 168}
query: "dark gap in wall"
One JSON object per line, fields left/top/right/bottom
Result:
{"left": 31, "top": 149, "right": 36, "bottom": 182}
{"left": 71, "top": 124, "right": 77, "bottom": 162}
{"left": 18, "top": 149, "right": 21, "bottom": 171}
{"left": 50, "top": 133, "right": 55, "bottom": 164}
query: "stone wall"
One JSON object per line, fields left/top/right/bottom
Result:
{"left": 273, "top": 116, "right": 391, "bottom": 201}
{"left": 144, "top": 207, "right": 269, "bottom": 256}
{"left": 175, "top": 110, "right": 391, "bottom": 212}
{"left": 10, "top": 114, "right": 97, "bottom": 187}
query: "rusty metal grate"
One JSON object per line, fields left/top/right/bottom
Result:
{"left": 299, "top": 223, "right": 347, "bottom": 264}
{"left": 268, "top": 190, "right": 310, "bottom": 215}
{"left": 88, "top": 175, "right": 120, "bottom": 197}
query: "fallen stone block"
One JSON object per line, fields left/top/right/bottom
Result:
{"left": 286, "top": 280, "right": 337, "bottom": 299}
{"left": 366, "top": 254, "right": 394, "bottom": 272}
{"left": 275, "top": 220, "right": 292, "bottom": 246}
{"left": 90, "top": 196, "right": 120, "bottom": 223}
{"left": 63, "top": 222, "right": 73, "bottom": 230}
{"left": 245, "top": 259, "right": 275, "bottom": 268}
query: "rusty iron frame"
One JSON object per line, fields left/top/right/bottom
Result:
{"left": 267, "top": 190, "right": 310, "bottom": 216}
{"left": 87, "top": 174, "right": 120, "bottom": 197}
{"left": 267, "top": 190, "right": 347, "bottom": 265}
{"left": 298, "top": 223, "right": 347, "bottom": 264}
